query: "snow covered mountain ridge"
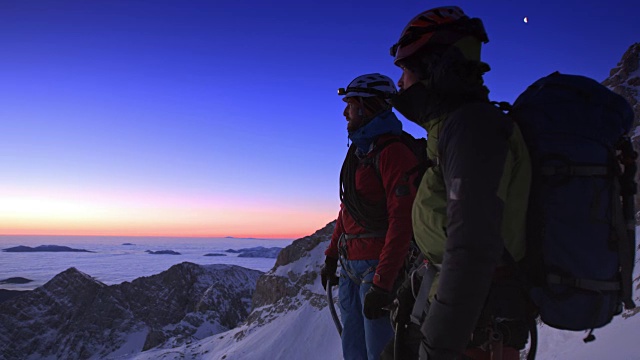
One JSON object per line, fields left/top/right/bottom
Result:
{"left": 0, "top": 263, "right": 262, "bottom": 360}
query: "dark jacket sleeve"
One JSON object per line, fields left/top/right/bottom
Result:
{"left": 421, "top": 103, "right": 513, "bottom": 355}
{"left": 374, "top": 141, "right": 418, "bottom": 291}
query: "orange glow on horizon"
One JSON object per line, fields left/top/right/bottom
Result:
{"left": 0, "top": 215, "right": 335, "bottom": 240}
{"left": 0, "top": 193, "right": 336, "bottom": 240}
{"left": 0, "top": 227, "right": 318, "bottom": 240}
{"left": 0, "top": 189, "right": 337, "bottom": 239}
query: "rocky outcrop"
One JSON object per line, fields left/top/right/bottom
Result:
{"left": 602, "top": 43, "right": 640, "bottom": 216}
{"left": 273, "top": 220, "right": 335, "bottom": 269}
{"left": 0, "top": 263, "right": 262, "bottom": 360}
{"left": 240, "top": 221, "right": 335, "bottom": 334}
{"left": 602, "top": 43, "right": 640, "bottom": 128}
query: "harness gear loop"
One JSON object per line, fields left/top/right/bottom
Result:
{"left": 337, "top": 232, "right": 385, "bottom": 285}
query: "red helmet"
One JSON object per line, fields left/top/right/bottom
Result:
{"left": 390, "top": 6, "right": 489, "bottom": 64}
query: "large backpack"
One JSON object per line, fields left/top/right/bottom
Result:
{"left": 508, "top": 72, "right": 637, "bottom": 340}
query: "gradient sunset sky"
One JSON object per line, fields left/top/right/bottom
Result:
{"left": 1, "top": 0, "right": 638, "bottom": 239}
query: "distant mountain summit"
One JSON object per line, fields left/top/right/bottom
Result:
{"left": 2, "top": 244, "right": 93, "bottom": 252}
{"left": 225, "top": 246, "right": 283, "bottom": 258}
{"left": 145, "top": 249, "right": 181, "bottom": 255}
{"left": 0, "top": 263, "right": 262, "bottom": 359}
{"left": 602, "top": 42, "right": 640, "bottom": 127}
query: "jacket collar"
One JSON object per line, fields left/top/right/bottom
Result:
{"left": 348, "top": 110, "right": 403, "bottom": 154}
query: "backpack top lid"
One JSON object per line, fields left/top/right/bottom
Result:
{"left": 511, "top": 72, "right": 634, "bottom": 147}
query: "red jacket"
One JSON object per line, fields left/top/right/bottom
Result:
{"left": 325, "top": 134, "right": 418, "bottom": 291}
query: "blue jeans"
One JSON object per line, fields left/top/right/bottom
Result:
{"left": 339, "top": 259, "right": 394, "bottom": 360}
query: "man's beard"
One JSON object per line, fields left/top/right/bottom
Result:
{"left": 347, "top": 116, "right": 365, "bottom": 132}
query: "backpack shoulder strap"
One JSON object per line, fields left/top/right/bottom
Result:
{"left": 360, "top": 134, "right": 406, "bottom": 180}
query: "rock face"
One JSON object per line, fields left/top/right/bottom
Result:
{"left": 602, "top": 43, "right": 640, "bottom": 216}
{"left": 243, "top": 221, "right": 335, "bottom": 331}
{"left": 0, "top": 263, "right": 262, "bottom": 360}
{"left": 602, "top": 43, "right": 640, "bottom": 127}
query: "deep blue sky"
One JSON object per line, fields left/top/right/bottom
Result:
{"left": 0, "top": 0, "right": 638, "bottom": 238}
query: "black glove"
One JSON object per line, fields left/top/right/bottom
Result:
{"left": 363, "top": 284, "right": 395, "bottom": 319}
{"left": 391, "top": 276, "right": 415, "bottom": 326}
{"left": 320, "top": 256, "right": 339, "bottom": 290}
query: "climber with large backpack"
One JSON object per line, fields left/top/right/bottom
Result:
{"left": 386, "top": 5, "right": 637, "bottom": 360}
{"left": 319, "top": 73, "right": 424, "bottom": 360}
{"left": 387, "top": 6, "right": 533, "bottom": 360}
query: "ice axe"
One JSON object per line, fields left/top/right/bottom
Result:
{"left": 326, "top": 283, "right": 342, "bottom": 336}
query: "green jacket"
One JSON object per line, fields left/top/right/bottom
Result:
{"left": 413, "top": 101, "right": 531, "bottom": 354}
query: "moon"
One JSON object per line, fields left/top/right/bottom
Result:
{"left": 524, "top": 16, "right": 528, "bottom": 23}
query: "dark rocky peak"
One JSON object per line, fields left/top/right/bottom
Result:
{"left": 38, "top": 267, "right": 106, "bottom": 300}
{"left": 274, "top": 220, "right": 336, "bottom": 269}
{"left": 111, "top": 262, "right": 262, "bottom": 327}
{"left": 0, "top": 267, "right": 104, "bottom": 310}
{"left": 602, "top": 42, "right": 640, "bottom": 127}
{"left": 240, "top": 221, "right": 335, "bottom": 335}
{"left": 601, "top": 43, "right": 640, "bottom": 218}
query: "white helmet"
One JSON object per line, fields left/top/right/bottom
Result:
{"left": 338, "top": 73, "right": 398, "bottom": 102}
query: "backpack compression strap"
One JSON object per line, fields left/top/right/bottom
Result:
{"left": 542, "top": 140, "right": 637, "bottom": 310}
